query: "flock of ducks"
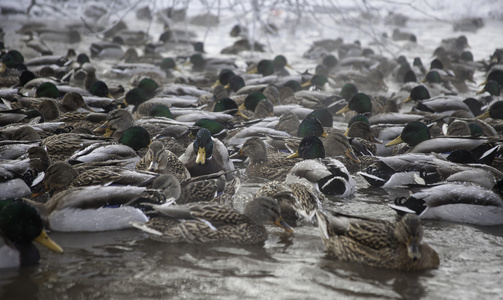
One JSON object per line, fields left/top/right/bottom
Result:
{"left": 1, "top": 6, "right": 503, "bottom": 272}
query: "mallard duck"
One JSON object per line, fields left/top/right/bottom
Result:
{"left": 93, "top": 109, "right": 162, "bottom": 139}
{"left": 285, "top": 157, "right": 356, "bottom": 197}
{"left": 316, "top": 210, "right": 439, "bottom": 271}
{"left": 25, "top": 184, "right": 167, "bottom": 232}
{"left": 152, "top": 171, "right": 238, "bottom": 206}
{"left": 390, "top": 181, "right": 503, "bottom": 225}
{"left": 477, "top": 100, "right": 503, "bottom": 120}
{"left": 135, "top": 140, "right": 190, "bottom": 182}
{"left": 344, "top": 115, "right": 382, "bottom": 144}
{"left": 385, "top": 121, "right": 489, "bottom": 155}
{"left": 323, "top": 131, "right": 361, "bottom": 163}
{"left": 32, "top": 161, "right": 157, "bottom": 197}
{"left": 179, "top": 128, "right": 235, "bottom": 179}
{"left": 0, "top": 199, "right": 63, "bottom": 268}
{"left": 41, "top": 132, "right": 111, "bottom": 162}
{"left": 335, "top": 92, "right": 372, "bottom": 116}
{"left": 131, "top": 196, "right": 293, "bottom": 244}
{"left": 240, "top": 135, "right": 325, "bottom": 181}
{"left": 0, "top": 145, "right": 50, "bottom": 197}
{"left": 255, "top": 181, "right": 322, "bottom": 226}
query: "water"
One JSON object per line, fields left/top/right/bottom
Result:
{"left": 1, "top": 1, "right": 503, "bottom": 299}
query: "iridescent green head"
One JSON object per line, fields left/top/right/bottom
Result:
{"left": 228, "top": 76, "right": 245, "bottom": 92}
{"left": 283, "top": 80, "right": 302, "bottom": 92}
{"left": 193, "top": 119, "right": 225, "bottom": 136}
{"left": 256, "top": 59, "right": 275, "bottom": 76}
{"left": 298, "top": 117, "right": 327, "bottom": 138}
{"left": 405, "top": 85, "right": 430, "bottom": 103}
{"left": 35, "top": 82, "right": 60, "bottom": 98}
{"left": 119, "top": 126, "right": 151, "bottom": 151}
{"left": 218, "top": 69, "right": 236, "bottom": 86}
{"left": 88, "top": 81, "right": 110, "bottom": 97}
{"left": 297, "top": 135, "right": 325, "bottom": 159}
{"left": 424, "top": 71, "right": 442, "bottom": 84}
{"left": 242, "top": 91, "right": 267, "bottom": 111}
{"left": 193, "top": 128, "right": 213, "bottom": 165}
{"left": 149, "top": 104, "right": 173, "bottom": 119}
{"left": 340, "top": 83, "right": 358, "bottom": 101}
{"left": 322, "top": 54, "right": 338, "bottom": 69}
{"left": 386, "top": 121, "right": 430, "bottom": 147}
{"left": 138, "top": 78, "right": 159, "bottom": 99}
{"left": 125, "top": 87, "right": 148, "bottom": 107}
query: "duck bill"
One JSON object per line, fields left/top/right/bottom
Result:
{"left": 0, "top": 63, "right": 6, "bottom": 73}
{"left": 407, "top": 239, "right": 421, "bottom": 261}
{"left": 336, "top": 104, "right": 350, "bottom": 114}
{"left": 403, "top": 96, "right": 412, "bottom": 103}
{"left": 321, "top": 130, "right": 328, "bottom": 138}
{"left": 196, "top": 147, "right": 206, "bottom": 165}
{"left": 478, "top": 80, "right": 487, "bottom": 87}
{"left": 287, "top": 151, "right": 299, "bottom": 159}
{"left": 274, "top": 217, "right": 294, "bottom": 233}
{"left": 148, "top": 160, "right": 159, "bottom": 172}
{"left": 385, "top": 135, "right": 403, "bottom": 146}
{"left": 211, "top": 80, "right": 221, "bottom": 89}
{"left": 300, "top": 80, "right": 312, "bottom": 88}
{"left": 370, "top": 135, "right": 383, "bottom": 144}
{"left": 475, "top": 88, "right": 486, "bottom": 95}
{"left": 343, "top": 128, "right": 349, "bottom": 137}
{"left": 247, "top": 67, "right": 258, "bottom": 74}
{"left": 238, "top": 103, "right": 246, "bottom": 111}
{"left": 31, "top": 181, "right": 49, "bottom": 198}
{"left": 123, "top": 99, "right": 129, "bottom": 107}
{"left": 345, "top": 148, "right": 361, "bottom": 163}
{"left": 34, "top": 230, "right": 64, "bottom": 253}
{"left": 103, "top": 127, "right": 115, "bottom": 138}
{"left": 286, "top": 63, "right": 294, "bottom": 69}
{"left": 476, "top": 111, "right": 491, "bottom": 120}
{"left": 224, "top": 83, "right": 231, "bottom": 89}
{"left": 235, "top": 110, "right": 249, "bottom": 120}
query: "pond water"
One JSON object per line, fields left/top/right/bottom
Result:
{"left": 1, "top": 1, "right": 503, "bottom": 299}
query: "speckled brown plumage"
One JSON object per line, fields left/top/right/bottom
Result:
{"left": 240, "top": 137, "right": 300, "bottom": 181}
{"left": 316, "top": 211, "right": 440, "bottom": 271}
{"left": 135, "top": 196, "right": 293, "bottom": 244}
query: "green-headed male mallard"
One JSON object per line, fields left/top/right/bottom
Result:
{"left": 179, "top": 128, "right": 235, "bottom": 179}
{"left": 0, "top": 199, "right": 63, "bottom": 268}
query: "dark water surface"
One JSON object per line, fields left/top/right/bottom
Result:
{"left": 1, "top": 2, "right": 503, "bottom": 299}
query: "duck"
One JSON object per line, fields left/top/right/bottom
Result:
{"left": 240, "top": 135, "right": 324, "bottom": 181}
{"left": 0, "top": 145, "right": 51, "bottom": 198}
{"left": 385, "top": 121, "right": 489, "bottom": 155}
{"left": 0, "top": 199, "right": 63, "bottom": 268}
{"left": 41, "top": 132, "right": 112, "bottom": 162}
{"left": 255, "top": 180, "right": 323, "bottom": 226}
{"left": 130, "top": 196, "right": 293, "bottom": 244}
{"left": 335, "top": 92, "right": 372, "bottom": 116}
{"left": 315, "top": 210, "right": 439, "bottom": 271}
{"left": 135, "top": 140, "right": 191, "bottom": 182}
{"left": 24, "top": 184, "right": 168, "bottom": 232}
{"left": 179, "top": 128, "right": 235, "bottom": 179}
{"left": 390, "top": 181, "right": 503, "bottom": 225}
{"left": 285, "top": 157, "right": 356, "bottom": 197}
{"left": 152, "top": 172, "right": 238, "bottom": 206}
{"left": 32, "top": 161, "right": 158, "bottom": 198}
